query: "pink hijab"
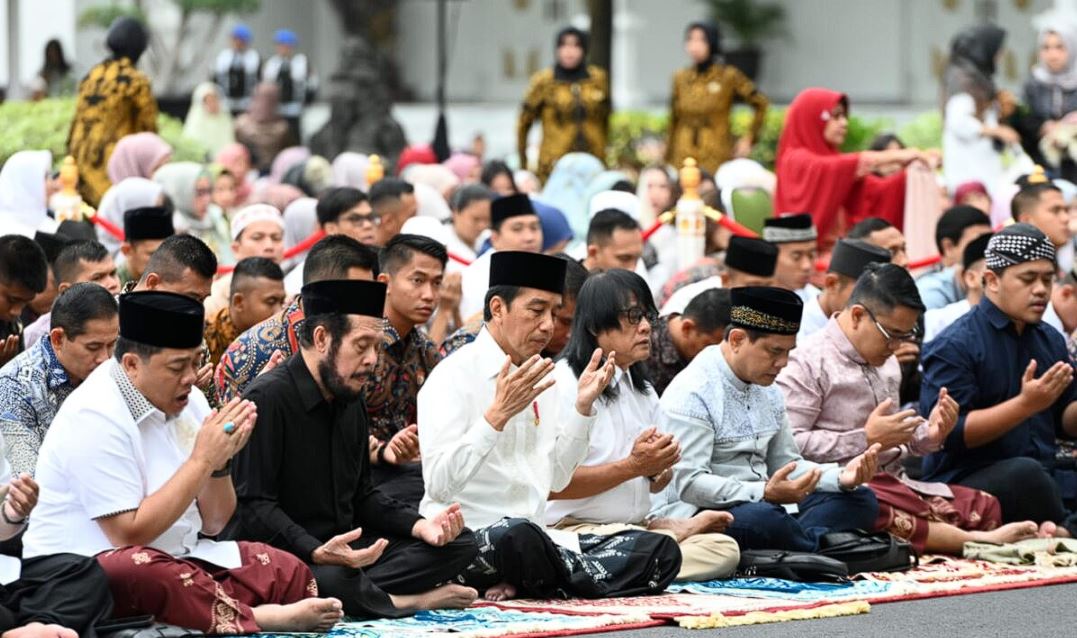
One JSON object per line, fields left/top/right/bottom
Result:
{"left": 107, "top": 132, "right": 172, "bottom": 184}
{"left": 442, "top": 152, "right": 481, "bottom": 182}
{"left": 269, "top": 147, "right": 311, "bottom": 184}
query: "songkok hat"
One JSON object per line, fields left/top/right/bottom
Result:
{"left": 984, "top": 223, "right": 1056, "bottom": 272}
{"left": 230, "top": 204, "right": 284, "bottom": 241}
{"left": 828, "top": 239, "right": 891, "bottom": 279}
{"left": 33, "top": 230, "right": 71, "bottom": 263}
{"left": 725, "top": 236, "right": 778, "bottom": 277}
{"left": 762, "top": 213, "right": 817, "bottom": 243}
{"left": 729, "top": 286, "right": 803, "bottom": 335}
{"left": 491, "top": 193, "right": 538, "bottom": 227}
{"left": 301, "top": 280, "right": 386, "bottom": 318}
{"left": 489, "top": 251, "right": 567, "bottom": 294}
{"left": 119, "top": 291, "right": 204, "bottom": 349}
{"left": 962, "top": 232, "right": 992, "bottom": 270}
{"left": 124, "top": 207, "right": 174, "bottom": 242}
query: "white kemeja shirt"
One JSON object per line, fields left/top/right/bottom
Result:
{"left": 459, "top": 250, "right": 494, "bottom": 321}
{"left": 418, "top": 328, "right": 596, "bottom": 529}
{"left": 796, "top": 294, "right": 829, "bottom": 340}
{"left": 284, "top": 259, "right": 306, "bottom": 296}
{"left": 660, "top": 276, "right": 723, "bottom": 317}
{"left": 545, "top": 363, "right": 658, "bottom": 526}
{"left": 796, "top": 284, "right": 821, "bottom": 304}
{"left": 924, "top": 299, "right": 972, "bottom": 344}
{"left": 24, "top": 360, "right": 240, "bottom": 568}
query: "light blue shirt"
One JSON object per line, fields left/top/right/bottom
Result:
{"left": 916, "top": 266, "right": 962, "bottom": 310}
{"left": 654, "top": 345, "right": 841, "bottom": 518}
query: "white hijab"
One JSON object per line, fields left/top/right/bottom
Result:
{"left": 282, "top": 197, "right": 319, "bottom": 272}
{"left": 183, "top": 82, "right": 236, "bottom": 157}
{"left": 96, "top": 177, "right": 165, "bottom": 253}
{"left": 331, "top": 152, "right": 369, "bottom": 189}
{"left": 0, "top": 150, "right": 52, "bottom": 236}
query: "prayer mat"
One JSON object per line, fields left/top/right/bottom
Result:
{"left": 250, "top": 607, "right": 661, "bottom": 638}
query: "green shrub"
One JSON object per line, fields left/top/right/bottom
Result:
{"left": 0, "top": 98, "right": 209, "bottom": 169}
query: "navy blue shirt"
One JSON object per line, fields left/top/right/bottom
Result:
{"left": 920, "top": 297, "right": 1076, "bottom": 482}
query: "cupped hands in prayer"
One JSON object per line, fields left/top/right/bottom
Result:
{"left": 1, "top": 474, "right": 38, "bottom": 523}
{"left": 764, "top": 463, "right": 821, "bottom": 505}
{"left": 484, "top": 354, "right": 556, "bottom": 431}
{"left": 864, "top": 398, "right": 919, "bottom": 450}
{"left": 1017, "top": 360, "right": 1073, "bottom": 414}
{"left": 839, "top": 443, "right": 882, "bottom": 490}
{"left": 192, "top": 398, "right": 257, "bottom": 473}
{"left": 412, "top": 502, "right": 467, "bottom": 547}
{"left": 384, "top": 424, "right": 421, "bottom": 465}
{"left": 925, "top": 387, "right": 959, "bottom": 447}
{"left": 311, "top": 527, "right": 389, "bottom": 568}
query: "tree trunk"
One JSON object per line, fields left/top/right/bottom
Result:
{"left": 587, "top": 0, "right": 613, "bottom": 81}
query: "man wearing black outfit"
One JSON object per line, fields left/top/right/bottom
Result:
{"left": 228, "top": 279, "right": 478, "bottom": 619}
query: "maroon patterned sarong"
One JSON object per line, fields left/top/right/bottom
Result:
{"left": 97, "top": 541, "right": 318, "bottom": 634}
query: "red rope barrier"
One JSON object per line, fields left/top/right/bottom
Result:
{"left": 641, "top": 210, "right": 759, "bottom": 242}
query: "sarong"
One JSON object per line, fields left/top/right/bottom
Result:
{"left": 870, "top": 472, "right": 1001, "bottom": 553}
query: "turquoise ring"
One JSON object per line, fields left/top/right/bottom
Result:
{"left": 223, "top": 422, "right": 236, "bottom": 435}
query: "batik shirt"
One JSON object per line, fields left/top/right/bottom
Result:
{"left": 364, "top": 323, "right": 441, "bottom": 443}
{"left": 647, "top": 315, "right": 688, "bottom": 397}
{"left": 204, "top": 307, "right": 240, "bottom": 369}
{"left": 0, "top": 336, "right": 77, "bottom": 475}
{"left": 217, "top": 298, "right": 304, "bottom": 403}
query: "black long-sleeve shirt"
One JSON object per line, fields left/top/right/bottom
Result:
{"left": 229, "top": 354, "right": 422, "bottom": 560}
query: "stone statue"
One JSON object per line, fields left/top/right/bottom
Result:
{"left": 310, "top": 36, "right": 407, "bottom": 169}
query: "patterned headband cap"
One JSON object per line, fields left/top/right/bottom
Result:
{"left": 984, "top": 228, "right": 1056, "bottom": 272}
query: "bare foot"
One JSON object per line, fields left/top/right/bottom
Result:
{"left": 2, "top": 623, "right": 77, "bottom": 638}
{"left": 484, "top": 582, "right": 517, "bottom": 602}
{"left": 1039, "top": 521, "right": 1058, "bottom": 538}
{"left": 252, "top": 598, "right": 344, "bottom": 632}
{"left": 391, "top": 584, "right": 478, "bottom": 610}
{"left": 648, "top": 510, "right": 734, "bottom": 542}
{"left": 974, "top": 521, "right": 1038, "bottom": 544}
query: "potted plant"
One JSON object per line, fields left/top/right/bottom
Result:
{"left": 700, "top": 0, "right": 787, "bottom": 80}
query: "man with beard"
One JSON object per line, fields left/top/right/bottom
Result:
{"left": 921, "top": 224, "right": 1077, "bottom": 536}
{"left": 419, "top": 252, "right": 681, "bottom": 602}
{"left": 229, "top": 279, "right": 479, "bottom": 619}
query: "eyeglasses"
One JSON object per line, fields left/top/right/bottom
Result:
{"left": 195, "top": 187, "right": 213, "bottom": 197}
{"left": 339, "top": 212, "right": 381, "bottom": 227}
{"left": 861, "top": 306, "right": 919, "bottom": 346}
{"left": 620, "top": 306, "right": 657, "bottom": 326}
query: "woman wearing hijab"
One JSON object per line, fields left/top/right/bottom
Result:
{"left": 216, "top": 143, "right": 256, "bottom": 206}
{"left": 666, "top": 22, "right": 768, "bottom": 174}
{"left": 0, "top": 150, "right": 54, "bottom": 236}
{"left": 155, "top": 162, "right": 233, "bottom": 263}
{"left": 183, "top": 82, "right": 236, "bottom": 157}
{"left": 1018, "top": 19, "right": 1077, "bottom": 180}
{"left": 281, "top": 197, "right": 319, "bottom": 273}
{"left": 107, "top": 132, "right": 173, "bottom": 185}
{"left": 68, "top": 16, "right": 157, "bottom": 207}
{"left": 774, "top": 88, "right": 936, "bottom": 252}
{"left": 235, "top": 83, "right": 297, "bottom": 174}
{"left": 95, "top": 177, "right": 165, "bottom": 254}
{"left": 331, "top": 151, "right": 369, "bottom": 189}
{"left": 942, "top": 24, "right": 1018, "bottom": 197}
{"left": 517, "top": 26, "right": 611, "bottom": 182}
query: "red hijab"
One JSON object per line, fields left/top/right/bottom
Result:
{"left": 775, "top": 88, "right": 905, "bottom": 249}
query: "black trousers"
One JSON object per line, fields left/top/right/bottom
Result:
{"left": 0, "top": 553, "right": 113, "bottom": 637}
{"left": 311, "top": 530, "right": 477, "bottom": 620}
{"left": 953, "top": 456, "right": 1073, "bottom": 532}
{"left": 369, "top": 463, "right": 425, "bottom": 509}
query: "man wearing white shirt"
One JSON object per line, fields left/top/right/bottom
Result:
{"left": 420, "top": 252, "right": 680, "bottom": 601}
{"left": 798, "top": 239, "right": 891, "bottom": 340}
{"left": 458, "top": 194, "right": 543, "bottom": 321}
{"left": 24, "top": 291, "right": 343, "bottom": 634}
{"left": 660, "top": 236, "right": 777, "bottom": 317}
{"left": 762, "top": 213, "right": 821, "bottom": 304}
{"left": 546, "top": 270, "right": 739, "bottom": 581}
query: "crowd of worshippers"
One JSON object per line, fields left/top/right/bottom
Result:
{"left": 0, "top": 177, "right": 1076, "bottom": 636}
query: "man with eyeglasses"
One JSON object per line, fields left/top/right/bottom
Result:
{"left": 920, "top": 224, "right": 1077, "bottom": 537}
{"left": 779, "top": 264, "right": 1039, "bottom": 555}
{"left": 655, "top": 286, "right": 882, "bottom": 552}
{"left": 284, "top": 187, "right": 380, "bottom": 295}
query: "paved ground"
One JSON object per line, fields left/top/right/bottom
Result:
{"left": 588, "top": 582, "right": 1077, "bottom": 637}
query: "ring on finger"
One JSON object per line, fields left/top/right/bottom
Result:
{"left": 223, "top": 421, "right": 236, "bottom": 435}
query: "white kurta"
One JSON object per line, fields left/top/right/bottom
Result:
{"left": 796, "top": 294, "right": 829, "bottom": 340}
{"left": 458, "top": 250, "right": 494, "bottom": 321}
{"left": 418, "top": 328, "right": 596, "bottom": 529}
{"left": 660, "top": 276, "right": 723, "bottom": 317}
{"left": 545, "top": 363, "right": 657, "bottom": 526}
{"left": 24, "top": 360, "right": 240, "bottom": 568}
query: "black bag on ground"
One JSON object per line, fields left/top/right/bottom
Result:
{"left": 817, "top": 530, "right": 918, "bottom": 574}
{"left": 734, "top": 550, "right": 849, "bottom": 582}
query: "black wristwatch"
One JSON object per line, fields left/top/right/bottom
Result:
{"left": 211, "top": 460, "right": 233, "bottom": 478}
{"left": 1, "top": 506, "right": 26, "bottom": 526}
